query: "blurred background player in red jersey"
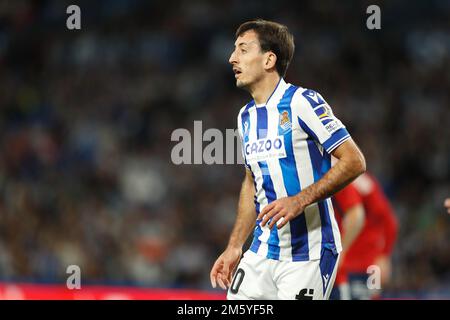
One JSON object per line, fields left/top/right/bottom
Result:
{"left": 330, "top": 180, "right": 365, "bottom": 300}
{"left": 330, "top": 172, "right": 398, "bottom": 300}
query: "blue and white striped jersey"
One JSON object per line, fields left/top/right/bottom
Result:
{"left": 237, "top": 78, "right": 349, "bottom": 262}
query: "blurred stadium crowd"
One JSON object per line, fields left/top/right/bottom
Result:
{"left": 0, "top": 0, "right": 449, "bottom": 298}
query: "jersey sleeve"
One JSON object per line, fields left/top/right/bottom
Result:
{"left": 294, "top": 89, "right": 351, "bottom": 153}
{"left": 334, "top": 183, "right": 363, "bottom": 215}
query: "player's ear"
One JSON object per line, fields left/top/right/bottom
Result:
{"left": 264, "top": 51, "right": 277, "bottom": 71}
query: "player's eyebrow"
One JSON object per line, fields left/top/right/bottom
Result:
{"left": 234, "top": 40, "right": 257, "bottom": 48}
{"left": 234, "top": 43, "right": 248, "bottom": 48}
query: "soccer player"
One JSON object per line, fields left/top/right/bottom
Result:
{"left": 330, "top": 182, "right": 366, "bottom": 300}
{"left": 335, "top": 172, "right": 398, "bottom": 300}
{"left": 209, "top": 19, "right": 366, "bottom": 300}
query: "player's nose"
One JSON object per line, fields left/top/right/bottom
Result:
{"left": 229, "top": 50, "right": 238, "bottom": 65}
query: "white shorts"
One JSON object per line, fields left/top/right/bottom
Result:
{"left": 227, "top": 248, "right": 339, "bottom": 300}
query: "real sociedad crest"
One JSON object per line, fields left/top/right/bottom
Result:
{"left": 279, "top": 111, "right": 291, "bottom": 131}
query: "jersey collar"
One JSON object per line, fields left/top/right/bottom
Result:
{"left": 255, "top": 78, "right": 290, "bottom": 108}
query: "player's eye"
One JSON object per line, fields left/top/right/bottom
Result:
{"left": 241, "top": 49, "right": 247, "bottom": 54}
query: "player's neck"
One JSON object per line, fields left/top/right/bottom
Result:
{"left": 249, "top": 73, "right": 281, "bottom": 105}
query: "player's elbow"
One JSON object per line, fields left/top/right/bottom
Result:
{"left": 333, "top": 139, "right": 366, "bottom": 179}
{"left": 349, "top": 149, "right": 366, "bottom": 179}
{"left": 357, "top": 152, "right": 367, "bottom": 176}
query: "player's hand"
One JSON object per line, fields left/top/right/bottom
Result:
{"left": 210, "top": 246, "right": 242, "bottom": 290}
{"left": 444, "top": 198, "right": 450, "bottom": 214}
{"left": 257, "top": 195, "right": 306, "bottom": 229}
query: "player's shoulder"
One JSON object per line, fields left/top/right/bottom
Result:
{"left": 237, "top": 100, "right": 255, "bottom": 119}
{"left": 237, "top": 103, "right": 248, "bottom": 116}
{"left": 287, "top": 85, "right": 328, "bottom": 113}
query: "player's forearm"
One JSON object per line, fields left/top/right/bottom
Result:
{"left": 294, "top": 150, "right": 365, "bottom": 208}
{"left": 341, "top": 204, "right": 365, "bottom": 251}
{"left": 227, "top": 172, "right": 256, "bottom": 250}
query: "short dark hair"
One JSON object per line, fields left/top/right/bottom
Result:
{"left": 236, "top": 19, "right": 295, "bottom": 77}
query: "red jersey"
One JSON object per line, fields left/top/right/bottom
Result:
{"left": 344, "top": 173, "right": 398, "bottom": 273}
{"left": 333, "top": 173, "right": 398, "bottom": 284}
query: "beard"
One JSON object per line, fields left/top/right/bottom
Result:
{"left": 235, "top": 71, "right": 263, "bottom": 91}
{"left": 236, "top": 78, "right": 249, "bottom": 89}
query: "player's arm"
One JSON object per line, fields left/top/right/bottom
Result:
{"left": 227, "top": 168, "right": 257, "bottom": 250}
{"left": 259, "top": 138, "right": 366, "bottom": 229}
{"left": 341, "top": 203, "right": 365, "bottom": 251}
{"left": 210, "top": 168, "right": 256, "bottom": 289}
{"left": 335, "top": 185, "right": 366, "bottom": 251}
{"left": 339, "top": 202, "right": 365, "bottom": 272}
